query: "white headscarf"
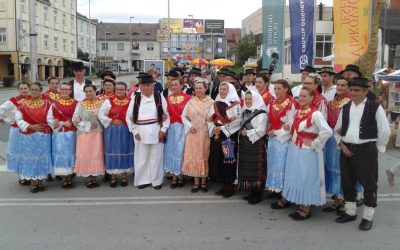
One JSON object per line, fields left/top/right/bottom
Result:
{"left": 243, "top": 90, "right": 267, "bottom": 111}
{"left": 215, "top": 81, "right": 240, "bottom": 105}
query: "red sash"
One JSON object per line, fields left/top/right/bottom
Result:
{"left": 20, "top": 98, "right": 51, "bottom": 134}
{"left": 268, "top": 96, "right": 293, "bottom": 131}
{"left": 109, "top": 95, "right": 131, "bottom": 126}
{"left": 9, "top": 96, "right": 26, "bottom": 128}
{"left": 291, "top": 106, "right": 317, "bottom": 147}
{"left": 327, "top": 94, "right": 352, "bottom": 128}
{"left": 312, "top": 91, "right": 327, "bottom": 110}
{"left": 260, "top": 89, "right": 275, "bottom": 106}
{"left": 167, "top": 93, "right": 191, "bottom": 124}
{"left": 212, "top": 101, "right": 239, "bottom": 125}
{"left": 53, "top": 98, "right": 78, "bottom": 132}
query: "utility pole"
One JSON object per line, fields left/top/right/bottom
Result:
{"left": 168, "top": 0, "right": 171, "bottom": 59}
{"left": 130, "top": 16, "right": 134, "bottom": 72}
{"left": 88, "top": 0, "right": 92, "bottom": 77}
{"left": 29, "top": 0, "right": 38, "bottom": 82}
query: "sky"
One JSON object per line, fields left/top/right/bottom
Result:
{"left": 77, "top": 0, "right": 333, "bottom": 28}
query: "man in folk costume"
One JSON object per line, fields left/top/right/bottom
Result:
{"left": 291, "top": 65, "right": 317, "bottom": 98}
{"left": 242, "top": 68, "right": 257, "bottom": 92}
{"left": 210, "top": 68, "right": 229, "bottom": 100}
{"left": 319, "top": 67, "right": 337, "bottom": 102}
{"left": 68, "top": 62, "right": 93, "bottom": 102}
{"left": 334, "top": 77, "right": 390, "bottom": 231}
{"left": 126, "top": 73, "right": 170, "bottom": 189}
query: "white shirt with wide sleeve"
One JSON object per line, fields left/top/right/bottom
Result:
{"left": 334, "top": 98, "right": 391, "bottom": 153}
{"left": 207, "top": 103, "right": 242, "bottom": 138}
{"left": 245, "top": 112, "right": 268, "bottom": 144}
{"left": 98, "top": 99, "right": 112, "bottom": 129}
{"left": 0, "top": 100, "right": 17, "bottom": 124}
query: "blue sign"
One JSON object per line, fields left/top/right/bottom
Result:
{"left": 289, "top": 0, "right": 315, "bottom": 73}
{"left": 262, "top": 0, "right": 285, "bottom": 73}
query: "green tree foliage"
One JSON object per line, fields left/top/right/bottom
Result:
{"left": 77, "top": 48, "right": 89, "bottom": 62}
{"left": 236, "top": 32, "right": 257, "bottom": 67}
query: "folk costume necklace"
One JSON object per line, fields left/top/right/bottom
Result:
{"left": 81, "top": 98, "right": 101, "bottom": 110}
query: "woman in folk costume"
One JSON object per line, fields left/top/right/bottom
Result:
{"left": 181, "top": 78, "right": 214, "bottom": 193}
{"left": 98, "top": 82, "right": 134, "bottom": 187}
{"left": 97, "top": 78, "right": 115, "bottom": 102}
{"left": 0, "top": 82, "right": 30, "bottom": 185}
{"left": 304, "top": 73, "right": 328, "bottom": 120}
{"left": 237, "top": 90, "right": 268, "bottom": 204}
{"left": 265, "top": 79, "right": 296, "bottom": 206}
{"left": 47, "top": 82, "right": 78, "bottom": 188}
{"left": 15, "top": 82, "right": 53, "bottom": 193}
{"left": 43, "top": 77, "right": 60, "bottom": 103}
{"left": 282, "top": 87, "right": 332, "bottom": 220}
{"left": 323, "top": 76, "right": 359, "bottom": 214}
{"left": 208, "top": 82, "right": 242, "bottom": 198}
{"left": 255, "top": 74, "right": 275, "bottom": 106}
{"left": 163, "top": 78, "right": 191, "bottom": 188}
{"left": 73, "top": 85, "right": 105, "bottom": 188}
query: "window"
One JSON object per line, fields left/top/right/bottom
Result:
{"left": 71, "top": 16, "right": 75, "bottom": 30}
{"left": 117, "top": 43, "right": 124, "bottom": 51}
{"left": 102, "top": 43, "right": 108, "bottom": 51}
{"left": 315, "top": 34, "right": 333, "bottom": 58}
{"left": 44, "top": 7, "right": 48, "bottom": 20}
{"left": 62, "top": 14, "right": 66, "bottom": 26}
{"left": 54, "top": 10, "right": 58, "bottom": 24}
{"left": 71, "top": 41, "right": 74, "bottom": 53}
{"left": 147, "top": 43, "right": 154, "bottom": 51}
{"left": 20, "top": 0, "right": 26, "bottom": 13}
{"left": 132, "top": 42, "right": 139, "bottom": 50}
{"left": 0, "top": 1, "right": 6, "bottom": 11}
{"left": 71, "top": 0, "right": 75, "bottom": 9}
{"left": 284, "top": 40, "right": 291, "bottom": 65}
{"left": 44, "top": 34, "right": 48, "bottom": 49}
{"left": 63, "top": 39, "right": 67, "bottom": 52}
{"left": 54, "top": 37, "right": 58, "bottom": 50}
{"left": 0, "top": 28, "right": 6, "bottom": 42}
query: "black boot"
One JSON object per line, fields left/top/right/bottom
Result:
{"left": 222, "top": 184, "right": 235, "bottom": 198}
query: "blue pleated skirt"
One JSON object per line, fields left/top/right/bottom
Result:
{"left": 52, "top": 131, "right": 76, "bottom": 175}
{"left": 18, "top": 132, "right": 53, "bottom": 180}
{"left": 7, "top": 127, "right": 20, "bottom": 173}
{"left": 104, "top": 125, "right": 134, "bottom": 174}
{"left": 324, "top": 136, "right": 342, "bottom": 196}
{"left": 163, "top": 123, "right": 185, "bottom": 175}
{"left": 283, "top": 142, "right": 323, "bottom": 206}
{"left": 266, "top": 137, "right": 289, "bottom": 192}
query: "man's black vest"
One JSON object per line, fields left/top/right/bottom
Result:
{"left": 341, "top": 100, "right": 379, "bottom": 140}
{"left": 132, "top": 92, "right": 164, "bottom": 124}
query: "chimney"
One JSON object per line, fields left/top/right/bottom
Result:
{"left": 319, "top": 3, "right": 323, "bottom": 20}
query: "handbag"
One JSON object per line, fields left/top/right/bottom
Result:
{"left": 221, "top": 138, "right": 236, "bottom": 164}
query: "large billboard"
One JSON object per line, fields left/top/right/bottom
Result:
{"left": 161, "top": 18, "right": 184, "bottom": 33}
{"left": 333, "top": 0, "right": 370, "bottom": 72}
{"left": 183, "top": 19, "right": 204, "bottom": 33}
{"left": 204, "top": 19, "right": 224, "bottom": 34}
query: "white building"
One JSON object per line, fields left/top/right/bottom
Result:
{"left": 0, "top": 0, "right": 78, "bottom": 81}
{"left": 242, "top": 5, "right": 334, "bottom": 81}
{"left": 77, "top": 12, "right": 96, "bottom": 60}
{"left": 96, "top": 22, "right": 160, "bottom": 72}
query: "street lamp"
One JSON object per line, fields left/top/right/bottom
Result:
{"left": 188, "top": 14, "right": 193, "bottom": 57}
{"left": 104, "top": 25, "right": 109, "bottom": 70}
{"left": 129, "top": 16, "right": 134, "bottom": 72}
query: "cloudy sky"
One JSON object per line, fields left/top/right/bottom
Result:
{"left": 78, "top": 0, "right": 333, "bottom": 28}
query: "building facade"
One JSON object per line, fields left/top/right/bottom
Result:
{"left": 77, "top": 12, "right": 96, "bottom": 60}
{"left": 225, "top": 28, "right": 241, "bottom": 63}
{"left": 96, "top": 22, "right": 160, "bottom": 72}
{"left": 0, "top": 0, "right": 77, "bottom": 81}
{"left": 242, "top": 5, "right": 334, "bottom": 81}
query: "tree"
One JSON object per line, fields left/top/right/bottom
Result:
{"left": 236, "top": 32, "right": 257, "bottom": 67}
{"left": 77, "top": 48, "right": 89, "bottom": 62}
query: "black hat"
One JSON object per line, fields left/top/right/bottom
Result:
{"left": 189, "top": 67, "right": 202, "bottom": 76}
{"left": 101, "top": 70, "right": 116, "bottom": 80}
{"left": 225, "top": 69, "right": 237, "bottom": 78}
{"left": 257, "top": 68, "right": 270, "bottom": 76}
{"left": 167, "top": 70, "right": 179, "bottom": 78}
{"left": 319, "top": 67, "right": 336, "bottom": 75}
{"left": 350, "top": 77, "right": 369, "bottom": 88}
{"left": 72, "top": 62, "right": 85, "bottom": 70}
{"left": 137, "top": 72, "right": 155, "bottom": 84}
{"left": 341, "top": 64, "right": 362, "bottom": 76}
{"left": 217, "top": 68, "right": 230, "bottom": 76}
{"left": 300, "top": 65, "right": 316, "bottom": 73}
{"left": 173, "top": 67, "right": 185, "bottom": 77}
{"left": 244, "top": 68, "right": 256, "bottom": 75}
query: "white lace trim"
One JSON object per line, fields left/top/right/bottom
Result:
{"left": 19, "top": 175, "right": 47, "bottom": 180}
{"left": 75, "top": 173, "right": 103, "bottom": 177}
{"left": 105, "top": 168, "right": 133, "bottom": 175}
{"left": 54, "top": 168, "right": 74, "bottom": 176}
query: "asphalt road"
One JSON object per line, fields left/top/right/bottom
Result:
{"left": 1, "top": 75, "right": 400, "bottom": 249}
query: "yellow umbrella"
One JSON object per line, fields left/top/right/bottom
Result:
{"left": 191, "top": 58, "right": 209, "bottom": 66}
{"left": 210, "top": 58, "right": 234, "bottom": 67}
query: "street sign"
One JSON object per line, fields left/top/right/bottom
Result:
{"left": 157, "top": 30, "right": 167, "bottom": 42}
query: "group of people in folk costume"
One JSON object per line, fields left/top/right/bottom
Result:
{"left": 0, "top": 61, "right": 391, "bottom": 231}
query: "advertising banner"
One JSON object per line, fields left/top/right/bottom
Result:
{"left": 333, "top": 0, "right": 371, "bottom": 72}
{"left": 183, "top": 19, "right": 204, "bottom": 33}
{"left": 262, "top": 0, "right": 285, "bottom": 73}
{"left": 160, "top": 18, "right": 183, "bottom": 33}
{"left": 204, "top": 19, "right": 225, "bottom": 34}
{"left": 144, "top": 60, "right": 165, "bottom": 85}
{"left": 289, "top": 0, "right": 315, "bottom": 73}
